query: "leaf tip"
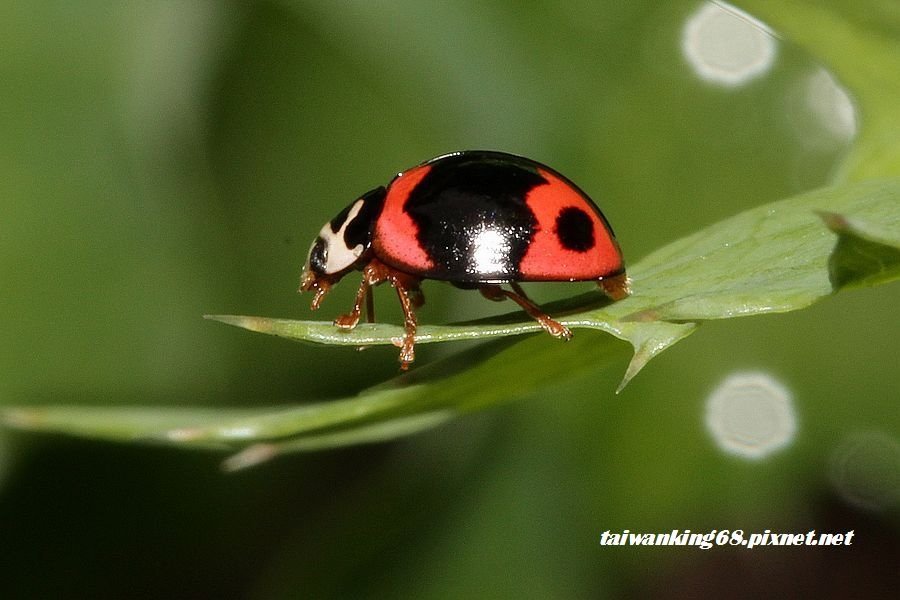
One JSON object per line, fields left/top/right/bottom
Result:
{"left": 204, "top": 314, "right": 275, "bottom": 334}
{"left": 615, "top": 352, "right": 651, "bottom": 394}
{"left": 614, "top": 321, "right": 700, "bottom": 392}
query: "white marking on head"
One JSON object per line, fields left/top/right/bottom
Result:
{"left": 318, "top": 199, "right": 366, "bottom": 275}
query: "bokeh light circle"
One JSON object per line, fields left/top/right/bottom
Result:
{"left": 705, "top": 371, "right": 797, "bottom": 460}
{"left": 829, "top": 431, "right": 900, "bottom": 511}
{"left": 682, "top": 2, "right": 777, "bottom": 87}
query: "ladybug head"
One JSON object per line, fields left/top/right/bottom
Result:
{"left": 299, "top": 187, "right": 387, "bottom": 309}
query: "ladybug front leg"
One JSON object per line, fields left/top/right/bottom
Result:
{"left": 479, "top": 282, "right": 573, "bottom": 340}
{"left": 334, "top": 277, "right": 371, "bottom": 330}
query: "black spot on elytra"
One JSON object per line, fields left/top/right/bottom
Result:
{"left": 402, "top": 153, "right": 544, "bottom": 280}
{"left": 555, "top": 206, "right": 595, "bottom": 252}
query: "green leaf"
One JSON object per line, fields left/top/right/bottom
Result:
{"left": 819, "top": 210, "right": 900, "bottom": 290}
{"left": 620, "top": 179, "right": 900, "bottom": 321}
{"left": 202, "top": 308, "right": 694, "bottom": 393}
{"left": 3, "top": 331, "right": 634, "bottom": 469}
{"left": 736, "top": 0, "right": 900, "bottom": 180}
{"left": 3, "top": 178, "right": 898, "bottom": 467}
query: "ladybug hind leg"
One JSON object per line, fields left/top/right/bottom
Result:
{"left": 479, "top": 282, "right": 573, "bottom": 340}
{"left": 598, "top": 272, "right": 631, "bottom": 301}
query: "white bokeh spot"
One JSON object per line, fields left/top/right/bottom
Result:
{"left": 705, "top": 371, "right": 797, "bottom": 460}
{"left": 829, "top": 431, "right": 900, "bottom": 511}
{"left": 682, "top": 2, "right": 777, "bottom": 87}
{"left": 806, "top": 68, "right": 858, "bottom": 142}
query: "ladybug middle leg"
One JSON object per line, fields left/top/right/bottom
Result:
{"left": 479, "top": 282, "right": 573, "bottom": 340}
{"left": 340, "top": 258, "right": 423, "bottom": 369}
{"left": 392, "top": 283, "right": 420, "bottom": 369}
{"left": 364, "top": 283, "right": 376, "bottom": 323}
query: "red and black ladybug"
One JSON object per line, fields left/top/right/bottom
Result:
{"left": 300, "top": 150, "right": 629, "bottom": 368}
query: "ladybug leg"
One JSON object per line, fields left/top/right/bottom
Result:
{"left": 598, "top": 272, "right": 631, "bottom": 301}
{"left": 393, "top": 283, "right": 419, "bottom": 370}
{"left": 359, "top": 258, "right": 422, "bottom": 368}
{"left": 334, "top": 277, "right": 371, "bottom": 330}
{"left": 364, "top": 284, "right": 376, "bottom": 323}
{"left": 478, "top": 286, "right": 507, "bottom": 303}
{"left": 480, "top": 282, "right": 573, "bottom": 341}
{"left": 408, "top": 286, "right": 425, "bottom": 310}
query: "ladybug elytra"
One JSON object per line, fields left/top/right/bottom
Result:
{"left": 300, "top": 150, "right": 629, "bottom": 368}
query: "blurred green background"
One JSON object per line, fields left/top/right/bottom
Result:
{"left": 1, "top": 1, "right": 897, "bottom": 598}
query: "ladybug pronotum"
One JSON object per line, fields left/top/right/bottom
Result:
{"left": 299, "top": 150, "right": 629, "bottom": 369}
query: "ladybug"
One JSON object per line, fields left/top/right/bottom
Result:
{"left": 299, "top": 150, "right": 629, "bottom": 369}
